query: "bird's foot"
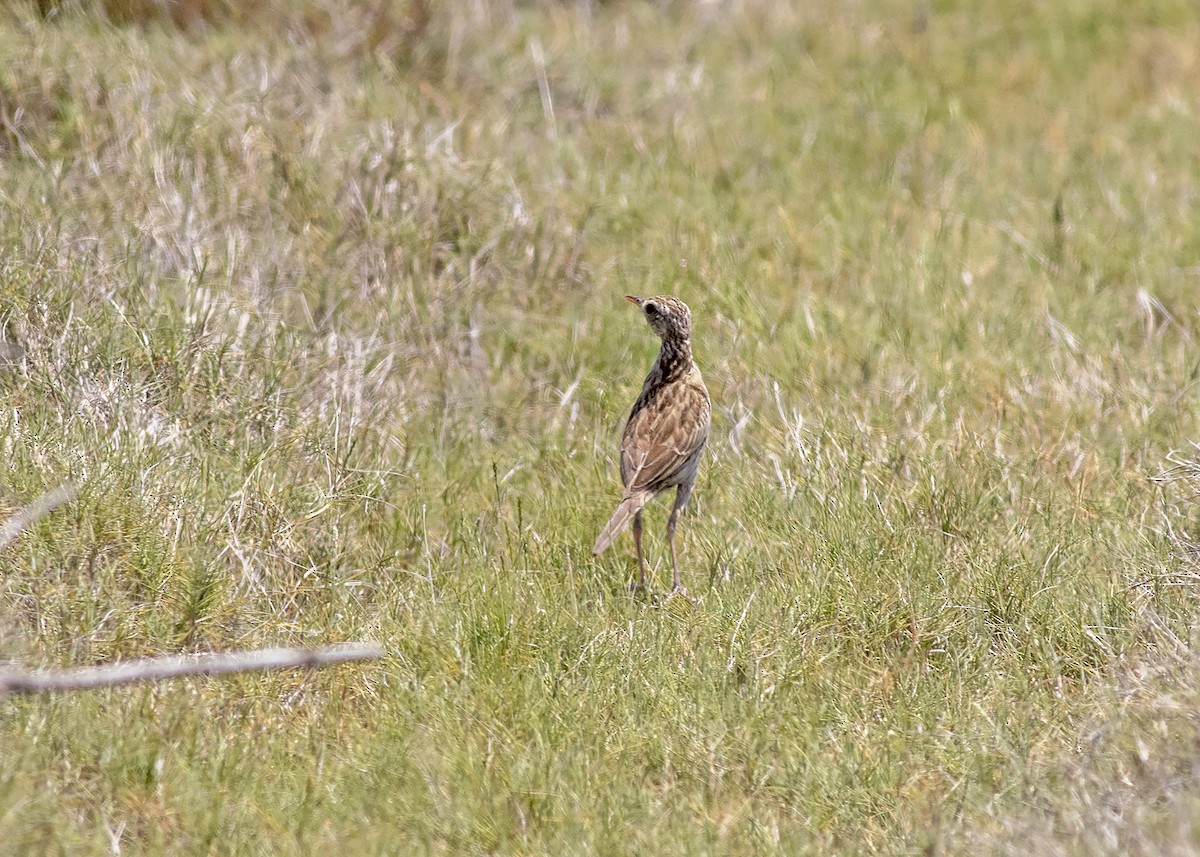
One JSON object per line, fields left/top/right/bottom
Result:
{"left": 666, "top": 584, "right": 695, "bottom": 603}
{"left": 628, "top": 579, "right": 653, "bottom": 600}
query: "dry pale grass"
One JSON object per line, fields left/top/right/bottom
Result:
{"left": 1, "top": 0, "right": 1199, "bottom": 854}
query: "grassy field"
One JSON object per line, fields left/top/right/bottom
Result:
{"left": 2, "top": 0, "right": 1200, "bottom": 853}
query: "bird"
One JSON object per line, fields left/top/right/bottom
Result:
{"left": 593, "top": 294, "right": 711, "bottom": 596}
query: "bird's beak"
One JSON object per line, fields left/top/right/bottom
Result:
{"left": 625, "top": 295, "right": 643, "bottom": 307}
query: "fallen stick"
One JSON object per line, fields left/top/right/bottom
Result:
{"left": 0, "top": 482, "right": 79, "bottom": 551}
{"left": 0, "top": 642, "right": 383, "bottom": 695}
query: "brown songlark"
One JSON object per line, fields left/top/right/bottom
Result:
{"left": 593, "top": 295, "right": 711, "bottom": 595}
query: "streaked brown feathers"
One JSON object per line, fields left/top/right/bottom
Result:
{"left": 593, "top": 295, "right": 711, "bottom": 594}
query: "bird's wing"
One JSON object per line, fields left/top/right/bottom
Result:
{"left": 620, "top": 375, "right": 711, "bottom": 495}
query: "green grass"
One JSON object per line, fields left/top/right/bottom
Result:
{"left": 2, "top": 0, "right": 1200, "bottom": 853}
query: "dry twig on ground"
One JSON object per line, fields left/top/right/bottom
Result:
{"left": 0, "top": 643, "right": 383, "bottom": 696}
{"left": 0, "top": 482, "right": 79, "bottom": 551}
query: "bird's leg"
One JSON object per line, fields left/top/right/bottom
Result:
{"left": 631, "top": 510, "right": 648, "bottom": 594}
{"left": 666, "top": 483, "right": 693, "bottom": 597}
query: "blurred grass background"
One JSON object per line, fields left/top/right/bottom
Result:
{"left": 2, "top": 0, "right": 1200, "bottom": 853}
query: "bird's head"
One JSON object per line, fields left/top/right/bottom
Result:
{"left": 625, "top": 295, "right": 692, "bottom": 342}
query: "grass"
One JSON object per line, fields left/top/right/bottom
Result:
{"left": 2, "top": 0, "right": 1200, "bottom": 853}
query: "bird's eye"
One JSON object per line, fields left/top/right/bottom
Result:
{"left": 645, "top": 303, "right": 659, "bottom": 316}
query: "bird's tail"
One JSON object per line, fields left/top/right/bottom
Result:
{"left": 592, "top": 492, "right": 651, "bottom": 555}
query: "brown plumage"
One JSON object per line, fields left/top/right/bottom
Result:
{"left": 593, "top": 294, "right": 711, "bottom": 595}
